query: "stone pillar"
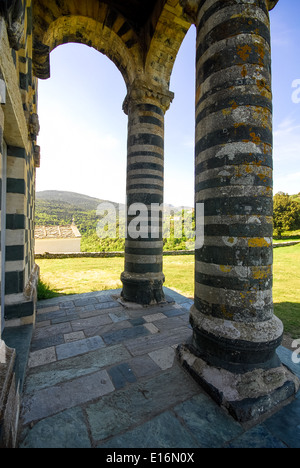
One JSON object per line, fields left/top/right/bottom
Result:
{"left": 178, "top": 0, "right": 299, "bottom": 422}
{"left": 121, "top": 79, "right": 174, "bottom": 305}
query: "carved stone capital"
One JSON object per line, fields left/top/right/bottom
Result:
{"left": 28, "top": 113, "right": 40, "bottom": 140}
{"left": 0, "top": 0, "right": 25, "bottom": 50}
{"left": 179, "top": 0, "right": 199, "bottom": 24}
{"left": 123, "top": 79, "right": 174, "bottom": 115}
{"left": 179, "top": 0, "right": 278, "bottom": 22}
{"left": 34, "top": 145, "right": 40, "bottom": 168}
{"left": 32, "top": 39, "right": 50, "bottom": 80}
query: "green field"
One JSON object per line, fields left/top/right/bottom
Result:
{"left": 37, "top": 244, "right": 300, "bottom": 338}
{"left": 273, "top": 244, "right": 300, "bottom": 337}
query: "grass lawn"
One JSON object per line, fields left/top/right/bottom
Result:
{"left": 37, "top": 244, "right": 300, "bottom": 337}
{"left": 273, "top": 244, "right": 300, "bottom": 338}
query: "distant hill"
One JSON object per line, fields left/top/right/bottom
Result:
{"left": 35, "top": 190, "right": 194, "bottom": 252}
{"left": 35, "top": 190, "right": 122, "bottom": 234}
{"left": 36, "top": 190, "right": 193, "bottom": 227}
{"left": 36, "top": 190, "right": 119, "bottom": 211}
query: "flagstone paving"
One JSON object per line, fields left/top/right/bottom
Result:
{"left": 14, "top": 288, "right": 300, "bottom": 448}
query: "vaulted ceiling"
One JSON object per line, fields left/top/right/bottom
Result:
{"left": 32, "top": 0, "right": 186, "bottom": 87}
{"left": 31, "top": 0, "right": 280, "bottom": 88}
{"left": 101, "top": 0, "right": 160, "bottom": 30}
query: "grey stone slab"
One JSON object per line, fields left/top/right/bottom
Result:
{"left": 84, "top": 319, "right": 132, "bottom": 338}
{"left": 37, "top": 305, "right": 60, "bottom": 314}
{"left": 33, "top": 322, "right": 72, "bottom": 341}
{"left": 163, "top": 288, "right": 190, "bottom": 304}
{"left": 98, "top": 411, "right": 199, "bottom": 448}
{"left": 144, "top": 323, "right": 159, "bottom": 334}
{"left": 86, "top": 365, "right": 200, "bottom": 442}
{"left": 126, "top": 308, "right": 149, "bottom": 319}
{"left": 28, "top": 347, "right": 57, "bottom": 368}
{"left": 102, "top": 324, "right": 150, "bottom": 345}
{"left": 30, "top": 333, "right": 65, "bottom": 352}
{"left": 35, "top": 320, "right": 51, "bottom": 328}
{"left": 36, "top": 309, "right": 66, "bottom": 323}
{"left": 163, "top": 307, "right": 186, "bottom": 318}
{"left": 180, "top": 301, "right": 194, "bottom": 311}
{"left": 129, "top": 355, "right": 161, "bottom": 379}
{"left": 129, "top": 317, "right": 146, "bottom": 326}
{"left": 37, "top": 298, "right": 64, "bottom": 308}
{"left": 56, "top": 336, "right": 106, "bottom": 361}
{"left": 143, "top": 312, "right": 167, "bottom": 322}
{"left": 264, "top": 395, "right": 300, "bottom": 448}
{"left": 226, "top": 425, "right": 287, "bottom": 448}
{"left": 74, "top": 297, "right": 99, "bottom": 307}
{"left": 24, "top": 344, "right": 131, "bottom": 394}
{"left": 2, "top": 324, "right": 33, "bottom": 393}
{"left": 149, "top": 347, "right": 176, "bottom": 370}
{"left": 59, "top": 301, "right": 75, "bottom": 309}
{"left": 174, "top": 394, "right": 243, "bottom": 448}
{"left": 94, "top": 301, "right": 120, "bottom": 310}
{"left": 108, "top": 363, "right": 137, "bottom": 389}
{"left": 71, "top": 314, "right": 112, "bottom": 332}
{"left": 51, "top": 312, "right": 81, "bottom": 324}
{"left": 97, "top": 292, "right": 122, "bottom": 303}
{"left": 19, "top": 407, "right": 91, "bottom": 448}
{"left": 154, "top": 316, "right": 187, "bottom": 332}
{"left": 125, "top": 326, "right": 191, "bottom": 356}
{"left": 79, "top": 307, "right": 112, "bottom": 319}
{"left": 108, "top": 309, "right": 129, "bottom": 323}
{"left": 64, "top": 331, "right": 85, "bottom": 342}
{"left": 21, "top": 370, "right": 115, "bottom": 425}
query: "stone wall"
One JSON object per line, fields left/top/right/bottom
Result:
{"left": 0, "top": 0, "right": 38, "bottom": 447}
{"left": 0, "top": 1, "right": 39, "bottom": 327}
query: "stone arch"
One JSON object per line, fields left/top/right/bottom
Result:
{"left": 144, "top": 0, "right": 192, "bottom": 90}
{"left": 32, "top": 1, "right": 144, "bottom": 88}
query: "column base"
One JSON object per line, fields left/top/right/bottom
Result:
{"left": 121, "top": 271, "right": 165, "bottom": 305}
{"left": 177, "top": 342, "right": 299, "bottom": 423}
{"left": 0, "top": 340, "right": 19, "bottom": 447}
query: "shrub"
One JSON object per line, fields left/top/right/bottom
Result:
{"left": 37, "top": 278, "right": 60, "bottom": 300}
{"left": 273, "top": 193, "right": 300, "bottom": 237}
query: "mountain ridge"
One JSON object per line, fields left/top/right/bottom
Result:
{"left": 36, "top": 190, "right": 121, "bottom": 211}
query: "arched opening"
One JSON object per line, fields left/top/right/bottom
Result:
{"left": 163, "top": 26, "right": 196, "bottom": 299}
{"left": 35, "top": 42, "right": 128, "bottom": 296}
{"left": 35, "top": 25, "right": 197, "bottom": 299}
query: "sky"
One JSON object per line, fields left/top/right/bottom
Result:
{"left": 36, "top": 0, "right": 300, "bottom": 207}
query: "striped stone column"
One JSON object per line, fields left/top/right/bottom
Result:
{"left": 121, "top": 79, "right": 173, "bottom": 305}
{"left": 178, "top": 0, "right": 299, "bottom": 422}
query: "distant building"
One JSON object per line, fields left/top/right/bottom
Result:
{"left": 35, "top": 225, "right": 82, "bottom": 254}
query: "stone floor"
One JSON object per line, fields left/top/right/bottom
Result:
{"left": 9, "top": 288, "right": 300, "bottom": 448}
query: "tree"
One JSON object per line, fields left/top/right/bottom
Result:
{"left": 273, "top": 193, "right": 300, "bottom": 237}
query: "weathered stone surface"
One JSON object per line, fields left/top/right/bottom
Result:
{"left": 98, "top": 411, "right": 199, "bottom": 448}
{"left": 0, "top": 340, "right": 18, "bottom": 447}
{"left": 21, "top": 370, "right": 115, "bottom": 425}
{"left": 23, "top": 344, "right": 131, "bottom": 394}
{"left": 86, "top": 365, "right": 200, "bottom": 442}
{"left": 177, "top": 344, "right": 300, "bottom": 423}
{"left": 19, "top": 407, "right": 91, "bottom": 448}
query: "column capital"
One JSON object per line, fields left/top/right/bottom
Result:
{"left": 179, "top": 0, "right": 279, "bottom": 21}
{"left": 179, "top": 0, "right": 199, "bottom": 23}
{"left": 123, "top": 79, "right": 174, "bottom": 115}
